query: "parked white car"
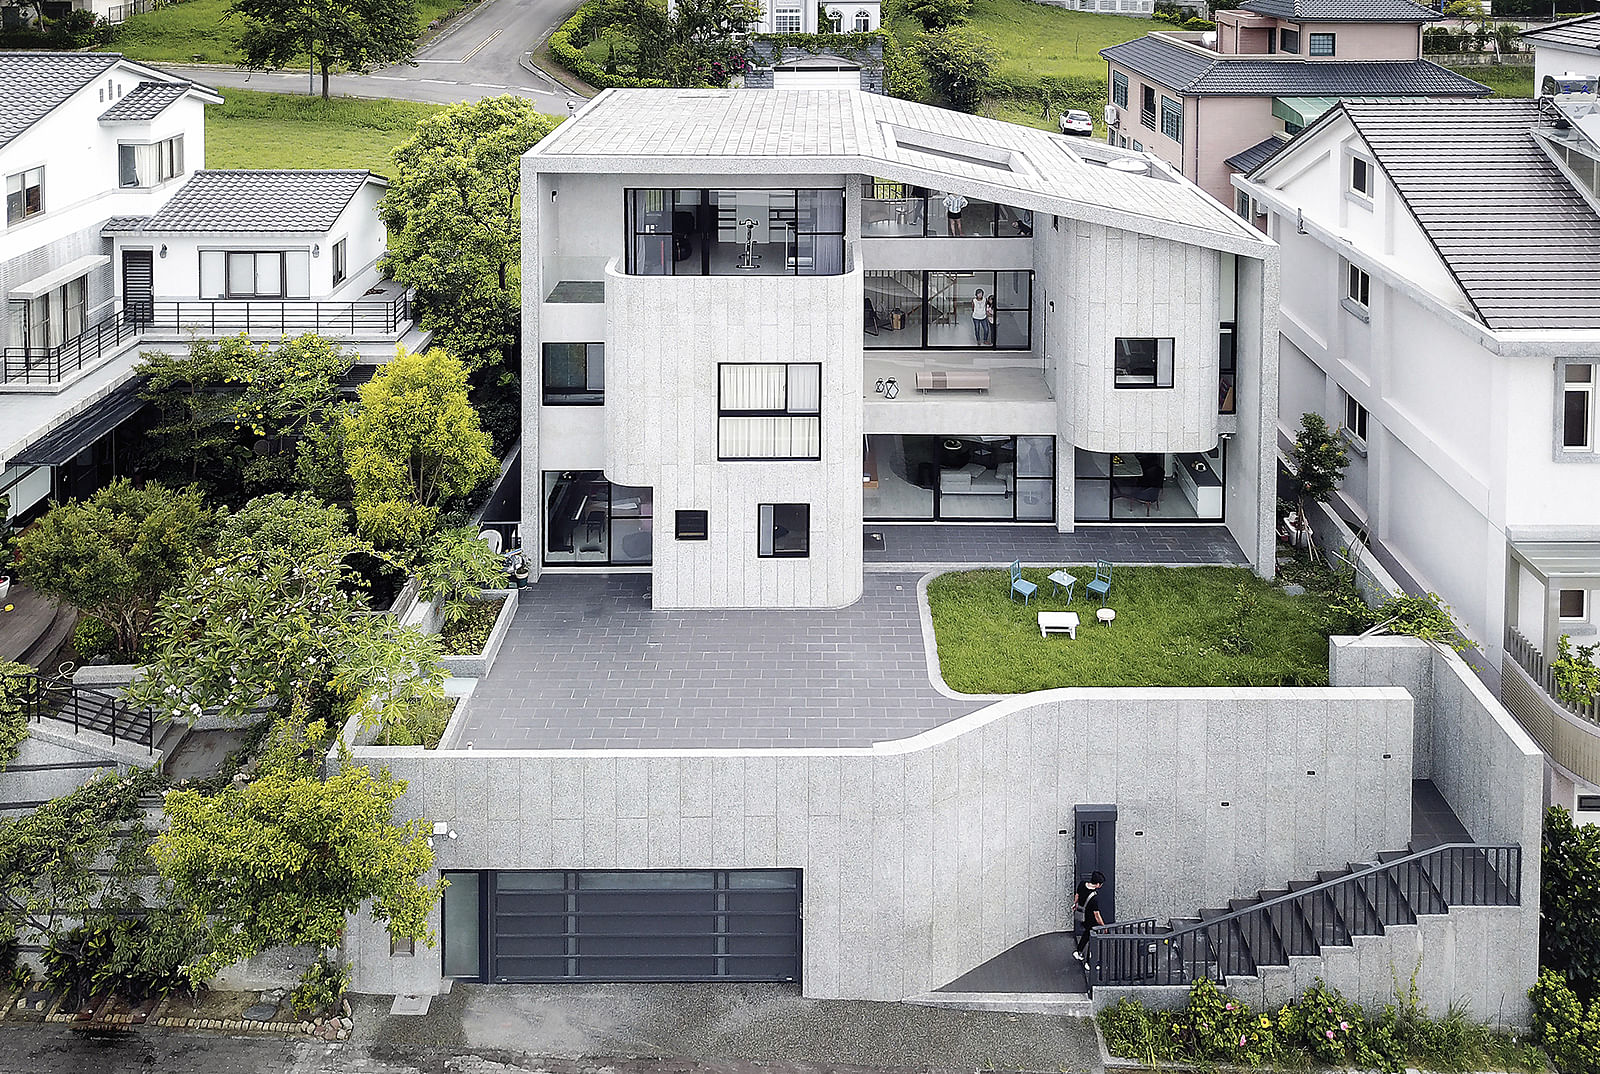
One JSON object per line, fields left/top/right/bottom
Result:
{"left": 1059, "top": 109, "right": 1094, "bottom": 136}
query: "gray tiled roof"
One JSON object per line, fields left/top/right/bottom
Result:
{"left": 102, "top": 216, "right": 152, "bottom": 233}
{"left": 99, "top": 80, "right": 192, "bottom": 122}
{"left": 1225, "top": 135, "right": 1289, "bottom": 172}
{"left": 1240, "top": 0, "right": 1439, "bottom": 21}
{"left": 0, "top": 51, "right": 120, "bottom": 149}
{"left": 1103, "top": 36, "right": 1489, "bottom": 96}
{"left": 142, "top": 170, "right": 383, "bottom": 233}
{"left": 1338, "top": 99, "right": 1600, "bottom": 330}
{"left": 1520, "top": 13, "right": 1600, "bottom": 50}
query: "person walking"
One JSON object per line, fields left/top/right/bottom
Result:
{"left": 1073, "top": 871, "right": 1106, "bottom": 962}
{"left": 942, "top": 191, "right": 968, "bottom": 236}
{"left": 986, "top": 293, "right": 997, "bottom": 347}
{"left": 971, "top": 288, "right": 987, "bottom": 344}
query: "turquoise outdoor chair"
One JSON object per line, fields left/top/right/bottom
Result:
{"left": 1086, "top": 560, "right": 1113, "bottom": 603}
{"left": 1009, "top": 560, "right": 1038, "bottom": 605}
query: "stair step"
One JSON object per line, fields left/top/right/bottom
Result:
{"left": 1358, "top": 866, "right": 1418, "bottom": 927}
{"left": 1199, "top": 908, "right": 1258, "bottom": 978}
{"left": 1288, "top": 880, "right": 1352, "bottom": 947}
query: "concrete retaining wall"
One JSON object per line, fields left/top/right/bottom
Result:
{"left": 345, "top": 682, "right": 1414, "bottom": 999}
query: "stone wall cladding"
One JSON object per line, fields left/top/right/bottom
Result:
{"left": 346, "top": 681, "right": 1414, "bottom": 999}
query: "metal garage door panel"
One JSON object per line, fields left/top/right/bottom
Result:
{"left": 772, "top": 69, "right": 860, "bottom": 90}
{"left": 488, "top": 870, "right": 800, "bottom": 983}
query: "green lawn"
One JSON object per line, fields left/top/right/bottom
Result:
{"left": 969, "top": 0, "right": 1151, "bottom": 84}
{"left": 106, "top": 0, "right": 467, "bottom": 65}
{"left": 205, "top": 90, "right": 444, "bottom": 171}
{"left": 1448, "top": 64, "right": 1534, "bottom": 97}
{"left": 927, "top": 566, "right": 1337, "bottom": 694}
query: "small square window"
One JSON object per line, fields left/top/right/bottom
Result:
{"left": 758, "top": 503, "right": 809, "bottom": 558}
{"left": 1114, "top": 337, "right": 1175, "bottom": 388}
{"left": 1346, "top": 263, "right": 1370, "bottom": 309}
{"left": 1309, "top": 32, "right": 1335, "bottom": 56}
{"left": 1279, "top": 28, "right": 1300, "bottom": 53}
{"left": 390, "top": 934, "right": 415, "bottom": 957}
{"left": 1343, "top": 390, "right": 1369, "bottom": 445}
{"left": 1560, "top": 589, "right": 1588, "bottom": 620}
{"left": 675, "top": 510, "right": 709, "bottom": 541}
{"left": 1350, "top": 156, "right": 1374, "bottom": 197}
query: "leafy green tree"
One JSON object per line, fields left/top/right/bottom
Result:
{"left": 380, "top": 98, "right": 561, "bottom": 372}
{"left": 151, "top": 719, "right": 438, "bottom": 982}
{"left": 0, "top": 661, "right": 29, "bottom": 772}
{"left": 604, "top": 0, "right": 760, "bottom": 84}
{"left": 1544, "top": 805, "right": 1600, "bottom": 1001}
{"left": 229, "top": 0, "right": 421, "bottom": 101}
{"left": 216, "top": 491, "right": 362, "bottom": 564}
{"left": 13, "top": 480, "right": 220, "bottom": 659}
{"left": 344, "top": 347, "right": 498, "bottom": 549}
{"left": 902, "top": 0, "right": 969, "bottom": 30}
{"left": 417, "top": 526, "right": 508, "bottom": 624}
{"left": 1289, "top": 411, "right": 1349, "bottom": 524}
{"left": 915, "top": 28, "right": 996, "bottom": 112}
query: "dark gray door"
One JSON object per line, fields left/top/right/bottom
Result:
{"left": 1074, "top": 804, "right": 1116, "bottom": 922}
{"left": 489, "top": 869, "right": 801, "bottom": 983}
{"left": 121, "top": 250, "right": 153, "bottom": 328}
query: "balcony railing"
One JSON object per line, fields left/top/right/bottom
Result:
{"left": 136, "top": 292, "right": 413, "bottom": 338}
{"left": 1505, "top": 626, "right": 1600, "bottom": 725}
{"left": 1, "top": 314, "right": 136, "bottom": 385}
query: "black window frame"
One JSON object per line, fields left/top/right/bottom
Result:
{"left": 1160, "top": 96, "right": 1183, "bottom": 142}
{"left": 5, "top": 165, "right": 44, "bottom": 225}
{"left": 1219, "top": 321, "right": 1237, "bottom": 414}
{"left": 758, "top": 503, "right": 810, "bottom": 558}
{"left": 1350, "top": 155, "right": 1374, "bottom": 197}
{"left": 1279, "top": 27, "right": 1300, "bottom": 53}
{"left": 675, "top": 510, "right": 709, "bottom": 541}
{"left": 717, "top": 362, "right": 823, "bottom": 461}
{"left": 1111, "top": 71, "right": 1128, "bottom": 108}
{"left": 1346, "top": 262, "right": 1371, "bottom": 309}
{"left": 1140, "top": 85, "right": 1157, "bottom": 130}
{"left": 624, "top": 187, "right": 845, "bottom": 276}
{"left": 863, "top": 269, "right": 1033, "bottom": 350}
{"left": 1114, "top": 337, "right": 1176, "bottom": 389}
{"left": 1343, "top": 391, "right": 1369, "bottom": 445}
{"left": 542, "top": 342, "right": 606, "bottom": 405}
{"left": 1309, "top": 31, "right": 1335, "bottom": 55}
{"left": 1564, "top": 362, "right": 1594, "bottom": 450}
{"left": 331, "top": 237, "right": 348, "bottom": 287}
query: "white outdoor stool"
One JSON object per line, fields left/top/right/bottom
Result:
{"left": 1038, "top": 611, "right": 1079, "bottom": 639}
{"left": 1096, "top": 608, "right": 1116, "bottom": 627}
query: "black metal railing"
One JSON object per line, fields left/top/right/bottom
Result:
{"left": 139, "top": 292, "right": 413, "bottom": 338}
{"left": 15, "top": 674, "right": 156, "bottom": 754}
{"left": 0, "top": 314, "right": 135, "bottom": 385}
{"left": 1506, "top": 626, "right": 1600, "bottom": 725}
{"left": 1089, "top": 843, "right": 1521, "bottom": 989}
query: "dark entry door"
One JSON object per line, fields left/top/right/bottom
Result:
{"left": 489, "top": 869, "right": 801, "bottom": 983}
{"left": 121, "top": 250, "right": 153, "bottom": 328}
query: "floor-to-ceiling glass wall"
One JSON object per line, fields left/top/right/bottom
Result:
{"left": 863, "top": 435, "right": 1055, "bottom": 522}
{"left": 543, "top": 471, "right": 654, "bottom": 565}
{"left": 1073, "top": 441, "right": 1227, "bottom": 522}
{"left": 864, "top": 270, "right": 1031, "bottom": 350}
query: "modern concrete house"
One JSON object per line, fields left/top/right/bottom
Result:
{"left": 1522, "top": 14, "right": 1600, "bottom": 88}
{"left": 0, "top": 51, "right": 424, "bottom": 530}
{"left": 1233, "top": 92, "right": 1600, "bottom": 823}
{"left": 518, "top": 88, "right": 1281, "bottom": 610}
{"left": 1102, "top": 0, "right": 1488, "bottom": 207}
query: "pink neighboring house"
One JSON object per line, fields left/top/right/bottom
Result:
{"left": 1101, "top": 0, "right": 1488, "bottom": 210}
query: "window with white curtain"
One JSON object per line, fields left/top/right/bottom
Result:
{"left": 117, "top": 136, "right": 184, "bottom": 188}
{"left": 718, "top": 363, "right": 822, "bottom": 460}
{"left": 199, "top": 250, "right": 311, "bottom": 299}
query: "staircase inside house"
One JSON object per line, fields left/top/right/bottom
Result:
{"left": 1089, "top": 783, "right": 1522, "bottom": 990}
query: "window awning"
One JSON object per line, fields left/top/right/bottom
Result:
{"left": 1272, "top": 96, "right": 1340, "bottom": 129}
{"left": 11, "top": 377, "right": 149, "bottom": 467}
{"left": 7, "top": 255, "right": 110, "bottom": 301}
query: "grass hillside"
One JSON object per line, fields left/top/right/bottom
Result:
{"left": 107, "top": 0, "right": 467, "bottom": 65}
{"left": 204, "top": 90, "right": 444, "bottom": 172}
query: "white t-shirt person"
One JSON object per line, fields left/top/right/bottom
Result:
{"left": 942, "top": 192, "right": 968, "bottom": 216}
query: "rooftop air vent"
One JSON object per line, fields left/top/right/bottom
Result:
{"left": 1107, "top": 158, "right": 1149, "bottom": 176}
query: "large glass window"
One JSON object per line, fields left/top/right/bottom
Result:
{"left": 859, "top": 179, "right": 1032, "bottom": 238}
{"left": 543, "top": 342, "right": 605, "bottom": 405}
{"left": 863, "top": 270, "right": 1032, "bottom": 350}
{"left": 543, "top": 471, "right": 653, "bottom": 566}
{"left": 1309, "top": 32, "right": 1335, "bottom": 55}
{"left": 624, "top": 188, "right": 844, "bottom": 276}
{"left": 1075, "top": 442, "right": 1226, "bottom": 522}
{"left": 5, "top": 166, "right": 43, "bottom": 225}
{"left": 441, "top": 871, "right": 483, "bottom": 979}
{"left": 199, "top": 250, "right": 311, "bottom": 299}
{"left": 718, "top": 363, "right": 821, "bottom": 460}
{"left": 117, "top": 136, "right": 184, "bottom": 188}
{"left": 8, "top": 274, "right": 87, "bottom": 354}
{"left": 863, "top": 435, "right": 1055, "bottom": 522}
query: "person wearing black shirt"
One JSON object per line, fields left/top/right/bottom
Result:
{"left": 1073, "top": 871, "right": 1106, "bottom": 961}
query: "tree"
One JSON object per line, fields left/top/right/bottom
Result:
{"left": 604, "top": 0, "right": 761, "bottom": 85}
{"left": 416, "top": 526, "right": 508, "bottom": 624}
{"left": 380, "top": 98, "right": 561, "bottom": 373}
{"left": 1544, "top": 805, "right": 1600, "bottom": 1001}
{"left": 344, "top": 347, "right": 498, "bottom": 549}
{"left": 915, "top": 28, "right": 996, "bottom": 113}
{"left": 229, "top": 0, "right": 421, "bottom": 101}
{"left": 0, "top": 661, "right": 30, "bottom": 773}
{"left": 151, "top": 719, "right": 438, "bottom": 982}
{"left": 216, "top": 491, "right": 362, "bottom": 564}
{"left": 902, "top": 0, "right": 969, "bottom": 30}
{"left": 13, "top": 480, "right": 220, "bottom": 659}
{"left": 1288, "top": 411, "right": 1349, "bottom": 525}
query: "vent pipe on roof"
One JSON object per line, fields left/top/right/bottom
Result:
{"left": 1107, "top": 158, "right": 1149, "bottom": 175}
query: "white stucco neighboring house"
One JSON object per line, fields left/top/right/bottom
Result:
{"left": 1233, "top": 92, "right": 1600, "bottom": 817}
{"left": 1521, "top": 13, "right": 1600, "bottom": 89}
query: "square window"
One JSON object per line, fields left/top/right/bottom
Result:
{"left": 1280, "top": 28, "right": 1300, "bottom": 53}
{"left": 774, "top": 6, "right": 801, "bottom": 31}
{"left": 758, "top": 503, "right": 809, "bottom": 558}
{"left": 1114, "top": 337, "right": 1175, "bottom": 388}
{"left": 1350, "top": 155, "right": 1374, "bottom": 197}
{"left": 718, "top": 362, "right": 821, "bottom": 459}
{"left": 675, "top": 510, "right": 709, "bottom": 541}
{"left": 1560, "top": 589, "right": 1588, "bottom": 620}
{"left": 1346, "top": 263, "right": 1370, "bottom": 309}
{"left": 1111, "top": 71, "right": 1128, "bottom": 108}
{"left": 1309, "top": 32, "right": 1335, "bottom": 55}
{"left": 543, "top": 342, "right": 605, "bottom": 405}
{"left": 5, "top": 166, "right": 44, "bottom": 225}
{"left": 1343, "top": 390, "right": 1369, "bottom": 445}
{"left": 390, "top": 934, "right": 415, "bottom": 957}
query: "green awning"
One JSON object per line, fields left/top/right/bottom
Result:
{"left": 1273, "top": 96, "right": 1340, "bottom": 128}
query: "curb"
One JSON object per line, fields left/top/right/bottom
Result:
{"left": 521, "top": 52, "right": 589, "bottom": 100}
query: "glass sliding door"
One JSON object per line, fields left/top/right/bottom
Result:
{"left": 863, "top": 270, "right": 1032, "bottom": 350}
{"left": 543, "top": 471, "right": 653, "bottom": 565}
{"left": 1073, "top": 441, "right": 1227, "bottom": 522}
{"left": 863, "top": 434, "right": 1055, "bottom": 522}
{"left": 625, "top": 188, "right": 845, "bottom": 276}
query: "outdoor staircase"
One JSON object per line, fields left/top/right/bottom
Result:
{"left": 15, "top": 673, "right": 159, "bottom": 755}
{"left": 1089, "top": 842, "right": 1522, "bottom": 991}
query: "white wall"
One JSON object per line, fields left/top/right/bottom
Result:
{"left": 1533, "top": 41, "right": 1600, "bottom": 88}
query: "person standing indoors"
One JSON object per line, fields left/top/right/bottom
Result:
{"left": 986, "top": 293, "right": 997, "bottom": 347}
{"left": 972, "top": 288, "right": 987, "bottom": 344}
{"left": 942, "top": 190, "right": 968, "bottom": 236}
{"left": 1073, "top": 871, "right": 1106, "bottom": 962}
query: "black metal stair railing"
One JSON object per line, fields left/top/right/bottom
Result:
{"left": 1088, "top": 842, "right": 1521, "bottom": 989}
{"left": 15, "top": 673, "right": 156, "bottom": 754}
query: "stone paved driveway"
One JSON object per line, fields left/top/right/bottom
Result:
{"left": 457, "top": 573, "right": 981, "bottom": 750}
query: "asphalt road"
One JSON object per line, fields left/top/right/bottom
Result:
{"left": 158, "top": 0, "right": 585, "bottom": 111}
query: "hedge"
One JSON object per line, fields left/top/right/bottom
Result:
{"left": 546, "top": 0, "right": 672, "bottom": 90}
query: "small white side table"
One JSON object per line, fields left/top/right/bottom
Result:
{"left": 1038, "top": 611, "right": 1080, "bottom": 639}
{"left": 1096, "top": 608, "right": 1116, "bottom": 627}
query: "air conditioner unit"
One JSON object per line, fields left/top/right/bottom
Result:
{"left": 1104, "top": 104, "right": 1120, "bottom": 128}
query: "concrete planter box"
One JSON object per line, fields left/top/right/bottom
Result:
{"left": 404, "top": 588, "right": 518, "bottom": 678}
{"left": 334, "top": 689, "right": 470, "bottom": 754}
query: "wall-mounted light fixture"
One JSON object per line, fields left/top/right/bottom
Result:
{"left": 158, "top": 244, "right": 168, "bottom": 258}
{"left": 427, "top": 821, "right": 458, "bottom": 848}
{"left": 551, "top": 188, "right": 559, "bottom": 201}
{"left": 312, "top": 243, "right": 320, "bottom": 258}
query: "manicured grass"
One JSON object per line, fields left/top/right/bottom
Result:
{"left": 927, "top": 565, "right": 1335, "bottom": 694}
{"left": 204, "top": 89, "right": 444, "bottom": 171}
{"left": 107, "top": 0, "right": 467, "bottom": 65}
{"left": 1448, "top": 63, "right": 1534, "bottom": 97}
{"left": 968, "top": 0, "right": 1152, "bottom": 84}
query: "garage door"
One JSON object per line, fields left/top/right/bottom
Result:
{"left": 772, "top": 67, "right": 861, "bottom": 90}
{"left": 487, "top": 869, "right": 801, "bottom": 983}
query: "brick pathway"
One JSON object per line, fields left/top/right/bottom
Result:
{"left": 456, "top": 573, "right": 980, "bottom": 750}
